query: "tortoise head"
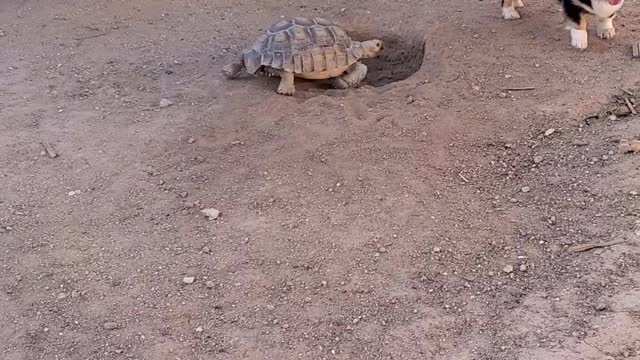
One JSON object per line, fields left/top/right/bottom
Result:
{"left": 360, "top": 39, "right": 384, "bottom": 58}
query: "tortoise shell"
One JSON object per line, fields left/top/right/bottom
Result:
{"left": 242, "top": 17, "right": 364, "bottom": 75}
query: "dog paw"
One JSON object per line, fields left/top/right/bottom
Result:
{"left": 502, "top": 7, "right": 521, "bottom": 20}
{"left": 570, "top": 29, "right": 588, "bottom": 50}
{"left": 597, "top": 26, "right": 615, "bottom": 39}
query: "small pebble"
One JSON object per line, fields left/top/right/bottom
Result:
{"left": 103, "top": 322, "right": 119, "bottom": 330}
{"left": 433, "top": 246, "right": 441, "bottom": 253}
{"left": 533, "top": 155, "right": 543, "bottom": 164}
{"left": 195, "top": 326, "right": 204, "bottom": 332}
{"left": 619, "top": 139, "right": 640, "bottom": 153}
{"left": 179, "top": 191, "right": 188, "bottom": 198}
{"left": 201, "top": 208, "right": 220, "bottom": 220}
{"left": 187, "top": 137, "right": 196, "bottom": 144}
{"left": 521, "top": 186, "right": 530, "bottom": 193}
{"left": 159, "top": 98, "right": 174, "bottom": 108}
{"left": 498, "top": 92, "right": 508, "bottom": 98}
{"left": 544, "top": 128, "right": 556, "bottom": 137}
{"left": 183, "top": 276, "right": 195, "bottom": 284}
{"left": 378, "top": 246, "right": 387, "bottom": 253}
{"left": 503, "top": 265, "right": 514, "bottom": 273}
{"left": 608, "top": 114, "right": 617, "bottom": 121}
{"left": 630, "top": 191, "right": 638, "bottom": 196}
{"left": 205, "top": 281, "right": 215, "bottom": 288}
{"left": 613, "top": 106, "right": 631, "bottom": 116}
{"left": 201, "top": 246, "right": 211, "bottom": 254}
{"left": 519, "top": 264, "right": 527, "bottom": 272}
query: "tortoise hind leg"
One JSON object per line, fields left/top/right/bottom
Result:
{"left": 277, "top": 71, "right": 296, "bottom": 96}
{"left": 333, "top": 62, "right": 368, "bottom": 89}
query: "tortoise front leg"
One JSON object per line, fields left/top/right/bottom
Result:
{"left": 334, "top": 62, "right": 368, "bottom": 89}
{"left": 277, "top": 70, "right": 295, "bottom": 95}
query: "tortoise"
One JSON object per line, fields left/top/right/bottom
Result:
{"left": 222, "top": 17, "right": 383, "bottom": 95}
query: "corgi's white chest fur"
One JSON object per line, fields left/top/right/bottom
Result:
{"left": 588, "top": 0, "right": 624, "bottom": 18}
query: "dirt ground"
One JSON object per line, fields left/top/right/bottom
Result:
{"left": 1, "top": 0, "right": 640, "bottom": 359}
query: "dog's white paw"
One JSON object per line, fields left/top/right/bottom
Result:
{"left": 514, "top": 0, "right": 525, "bottom": 8}
{"left": 597, "top": 26, "right": 615, "bottom": 39}
{"left": 597, "top": 19, "right": 615, "bottom": 39}
{"left": 570, "top": 29, "right": 588, "bottom": 50}
{"left": 502, "top": 6, "right": 521, "bottom": 20}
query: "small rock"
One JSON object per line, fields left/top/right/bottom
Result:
{"left": 205, "top": 281, "right": 215, "bottom": 288}
{"left": 406, "top": 96, "right": 415, "bottom": 104}
{"left": 498, "top": 92, "right": 508, "bottom": 98}
{"left": 57, "top": 292, "right": 67, "bottom": 300}
{"left": 187, "top": 137, "right": 196, "bottom": 144}
{"left": 378, "top": 246, "right": 387, "bottom": 253}
{"left": 595, "top": 303, "right": 608, "bottom": 311}
{"left": 544, "top": 128, "right": 556, "bottom": 137}
{"left": 103, "top": 322, "right": 119, "bottom": 330}
{"left": 630, "top": 191, "right": 638, "bottom": 196}
{"left": 612, "top": 105, "right": 631, "bottom": 117}
{"left": 201, "top": 246, "right": 211, "bottom": 254}
{"left": 71, "top": 290, "right": 80, "bottom": 298}
{"left": 195, "top": 326, "right": 203, "bottom": 332}
{"left": 182, "top": 276, "right": 195, "bottom": 284}
{"left": 68, "top": 190, "right": 80, "bottom": 196}
{"left": 619, "top": 139, "right": 640, "bottom": 153}
{"left": 608, "top": 114, "right": 618, "bottom": 121}
{"left": 519, "top": 264, "right": 527, "bottom": 272}
{"left": 159, "top": 98, "right": 174, "bottom": 108}
{"left": 433, "top": 247, "right": 441, "bottom": 253}
{"left": 533, "top": 155, "right": 543, "bottom": 164}
{"left": 503, "top": 265, "right": 514, "bottom": 274}
{"left": 521, "top": 186, "right": 530, "bottom": 193}
{"left": 179, "top": 191, "right": 188, "bottom": 198}
{"left": 201, "top": 208, "right": 220, "bottom": 220}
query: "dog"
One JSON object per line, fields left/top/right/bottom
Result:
{"left": 501, "top": 0, "right": 625, "bottom": 50}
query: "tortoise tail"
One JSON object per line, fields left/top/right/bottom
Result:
{"left": 222, "top": 53, "right": 245, "bottom": 79}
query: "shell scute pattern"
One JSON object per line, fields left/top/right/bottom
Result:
{"left": 242, "top": 17, "right": 361, "bottom": 75}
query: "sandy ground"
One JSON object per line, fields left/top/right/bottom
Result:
{"left": 1, "top": 0, "right": 640, "bottom": 359}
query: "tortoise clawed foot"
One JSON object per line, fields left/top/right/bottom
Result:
{"left": 333, "top": 78, "right": 350, "bottom": 89}
{"left": 277, "top": 86, "right": 295, "bottom": 96}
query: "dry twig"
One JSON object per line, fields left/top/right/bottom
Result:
{"left": 41, "top": 142, "right": 59, "bottom": 158}
{"left": 568, "top": 239, "right": 626, "bottom": 253}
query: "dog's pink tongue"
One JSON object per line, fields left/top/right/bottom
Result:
{"left": 608, "top": 0, "right": 622, "bottom": 5}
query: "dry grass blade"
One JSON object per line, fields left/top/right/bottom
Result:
{"left": 568, "top": 239, "right": 626, "bottom": 253}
